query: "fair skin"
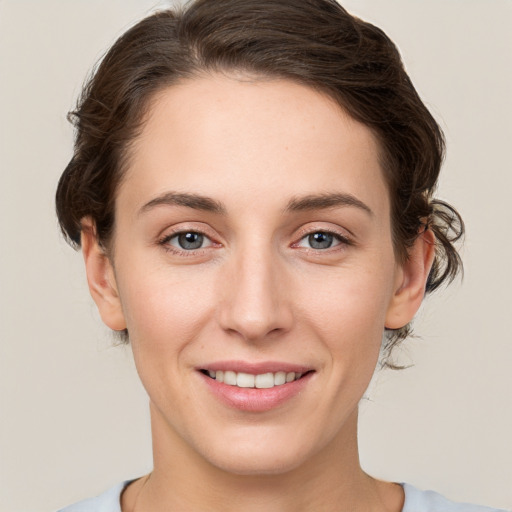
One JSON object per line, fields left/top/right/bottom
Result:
{"left": 81, "top": 75, "right": 435, "bottom": 512}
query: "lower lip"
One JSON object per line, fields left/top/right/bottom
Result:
{"left": 200, "top": 372, "right": 313, "bottom": 412}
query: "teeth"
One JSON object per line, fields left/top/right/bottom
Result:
{"left": 224, "top": 370, "right": 237, "bottom": 386}
{"left": 237, "top": 372, "right": 255, "bottom": 388}
{"left": 274, "top": 371, "right": 286, "bottom": 386}
{"left": 206, "top": 370, "right": 305, "bottom": 388}
{"left": 255, "top": 372, "right": 274, "bottom": 389}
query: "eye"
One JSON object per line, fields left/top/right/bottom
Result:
{"left": 296, "top": 231, "right": 347, "bottom": 250}
{"left": 165, "top": 231, "right": 213, "bottom": 250}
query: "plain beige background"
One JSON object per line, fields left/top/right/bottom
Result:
{"left": 0, "top": 1, "right": 511, "bottom": 510}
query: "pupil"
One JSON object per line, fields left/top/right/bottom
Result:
{"left": 309, "top": 232, "right": 333, "bottom": 249}
{"left": 178, "top": 232, "right": 203, "bottom": 250}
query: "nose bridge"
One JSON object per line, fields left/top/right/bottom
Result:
{"left": 218, "top": 239, "right": 292, "bottom": 341}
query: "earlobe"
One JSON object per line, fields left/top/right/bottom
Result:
{"left": 81, "top": 218, "right": 127, "bottom": 331}
{"left": 385, "top": 227, "right": 436, "bottom": 330}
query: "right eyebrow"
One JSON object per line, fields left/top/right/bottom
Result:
{"left": 138, "top": 191, "right": 227, "bottom": 216}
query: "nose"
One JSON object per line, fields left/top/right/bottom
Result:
{"left": 218, "top": 245, "right": 293, "bottom": 342}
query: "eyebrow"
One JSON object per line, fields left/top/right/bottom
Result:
{"left": 284, "top": 193, "right": 374, "bottom": 216}
{"left": 138, "top": 192, "right": 227, "bottom": 216}
{"left": 138, "top": 191, "right": 373, "bottom": 217}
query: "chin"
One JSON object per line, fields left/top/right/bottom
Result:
{"left": 198, "top": 430, "right": 319, "bottom": 477}
{"left": 209, "top": 450, "right": 307, "bottom": 476}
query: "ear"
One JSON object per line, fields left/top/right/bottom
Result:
{"left": 385, "top": 227, "right": 436, "bottom": 329}
{"left": 81, "top": 218, "right": 127, "bottom": 331}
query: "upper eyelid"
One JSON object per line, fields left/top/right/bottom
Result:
{"left": 165, "top": 231, "right": 211, "bottom": 242}
{"left": 161, "top": 228, "right": 212, "bottom": 239}
{"left": 155, "top": 223, "right": 354, "bottom": 246}
{"left": 157, "top": 222, "right": 218, "bottom": 240}
{"left": 293, "top": 225, "right": 353, "bottom": 242}
{"left": 158, "top": 230, "right": 218, "bottom": 256}
{"left": 294, "top": 232, "right": 351, "bottom": 248}
{"left": 159, "top": 230, "right": 216, "bottom": 247}
{"left": 300, "top": 230, "right": 347, "bottom": 241}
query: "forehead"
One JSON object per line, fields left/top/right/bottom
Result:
{"left": 120, "top": 75, "right": 389, "bottom": 219}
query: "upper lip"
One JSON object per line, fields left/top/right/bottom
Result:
{"left": 197, "top": 360, "right": 314, "bottom": 374}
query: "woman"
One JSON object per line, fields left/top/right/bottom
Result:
{"left": 55, "top": 0, "right": 506, "bottom": 510}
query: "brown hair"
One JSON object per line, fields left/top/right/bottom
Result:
{"left": 56, "top": 0, "right": 464, "bottom": 363}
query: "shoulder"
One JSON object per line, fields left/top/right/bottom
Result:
{"left": 402, "top": 483, "right": 510, "bottom": 512}
{"left": 57, "top": 481, "right": 130, "bottom": 512}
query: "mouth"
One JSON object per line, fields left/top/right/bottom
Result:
{"left": 198, "top": 363, "right": 315, "bottom": 412}
{"left": 200, "top": 369, "right": 310, "bottom": 389}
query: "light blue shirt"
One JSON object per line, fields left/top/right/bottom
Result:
{"left": 58, "top": 481, "right": 509, "bottom": 512}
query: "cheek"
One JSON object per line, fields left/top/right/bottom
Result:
{"left": 295, "top": 258, "right": 396, "bottom": 383}
{"left": 116, "top": 267, "right": 221, "bottom": 415}
{"left": 117, "top": 265, "right": 218, "bottom": 363}
{"left": 299, "top": 264, "right": 394, "bottom": 338}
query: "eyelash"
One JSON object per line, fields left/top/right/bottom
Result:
{"left": 157, "top": 227, "right": 353, "bottom": 256}
{"left": 158, "top": 230, "right": 217, "bottom": 256}
{"left": 292, "top": 228, "right": 353, "bottom": 252}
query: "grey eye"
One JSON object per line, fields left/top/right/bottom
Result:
{"left": 308, "top": 232, "right": 334, "bottom": 249}
{"left": 172, "top": 232, "right": 207, "bottom": 250}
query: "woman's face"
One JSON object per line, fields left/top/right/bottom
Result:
{"left": 86, "top": 75, "right": 422, "bottom": 475}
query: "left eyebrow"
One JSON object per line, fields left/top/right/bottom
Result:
{"left": 284, "top": 193, "right": 374, "bottom": 216}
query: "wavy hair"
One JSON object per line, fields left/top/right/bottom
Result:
{"left": 56, "top": 0, "right": 464, "bottom": 366}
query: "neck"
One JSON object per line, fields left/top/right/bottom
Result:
{"left": 124, "top": 402, "right": 403, "bottom": 512}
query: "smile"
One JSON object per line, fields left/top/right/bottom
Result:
{"left": 202, "top": 370, "right": 304, "bottom": 389}
{"left": 198, "top": 361, "right": 314, "bottom": 411}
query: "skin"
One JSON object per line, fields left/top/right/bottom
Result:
{"left": 81, "top": 75, "right": 435, "bottom": 511}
